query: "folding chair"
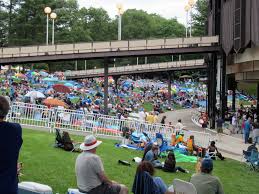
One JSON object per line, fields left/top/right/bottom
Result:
{"left": 173, "top": 179, "right": 197, "bottom": 194}
{"left": 246, "top": 149, "right": 259, "bottom": 171}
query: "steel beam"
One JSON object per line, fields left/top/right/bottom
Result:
{"left": 0, "top": 46, "right": 221, "bottom": 65}
{"left": 104, "top": 62, "right": 109, "bottom": 115}
{"left": 257, "top": 83, "right": 259, "bottom": 116}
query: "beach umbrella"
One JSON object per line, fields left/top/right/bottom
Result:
{"left": 39, "top": 71, "right": 49, "bottom": 77}
{"left": 53, "top": 84, "right": 71, "bottom": 94}
{"left": 64, "top": 83, "right": 74, "bottom": 87}
{"left": 25, "top": 91, "right": 46, "bottom": 99}
{"left": 31, "top": 72, "right": 40, "bottom": 76}
{"left": 15, "top": 73, "right": 26, "bottom": 79}
{"left": 43, "top": 98, "right": 67, "bottom": 107}
{"left": 70, "top": 97, "right": 80, "bottom": 104}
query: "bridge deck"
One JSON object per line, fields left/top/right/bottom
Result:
{"left": 65, "top": 59, "right": 206, "bottom": 79}
{"left": 0, "top": 36, "right": 219, "bottom": 64}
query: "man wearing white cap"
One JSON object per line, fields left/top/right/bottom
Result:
{"left": 75, "top": 135, "right": 128, "bottom": 194}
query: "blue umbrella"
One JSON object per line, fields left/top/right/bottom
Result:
{"left": 64, "top": 83, "right": 74, "bottom": 87}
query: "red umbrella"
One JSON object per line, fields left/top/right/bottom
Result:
{"left": 53, "top": 84, "right": 71, "bottom": 94}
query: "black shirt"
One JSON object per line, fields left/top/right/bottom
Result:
{"left": 0, "top": 122, "right": 23, "bottom": 194}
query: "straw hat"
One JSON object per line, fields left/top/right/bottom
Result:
{"left": 80, "top": 135, "right": 102, "bottom": 151}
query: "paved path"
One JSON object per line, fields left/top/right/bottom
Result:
{"left": 158, "top": 109, "right": 257, "bottom": 161}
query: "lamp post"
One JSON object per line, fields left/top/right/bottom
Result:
{"left": 44, "top": 7, "right": 52, "bottom": 45}
{"left": 188, "top": 0, "right": 197, "bottom": 37}
{"left": 50, "top": 12, "right": 57, "bottom": 45}
{"left": 184, "top": 5, "right": 190, "bottom": 38}
{"left": 116, "top": 3, "right": 124, "bottom": 41}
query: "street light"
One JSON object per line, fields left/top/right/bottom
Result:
{"left": 50, "top": 12, "right": 57, "bottom": 45}
{"left": 188, "top": 0, "right": 197, "bottom": 37}
{"left": 184, "top": 4, "right": 190, "bottom": 38}
{"left": 116, "top": 3, "right": 124, "bottom": 41}
{"left": 44, "top": 7, "right": 52, "bottom": 45}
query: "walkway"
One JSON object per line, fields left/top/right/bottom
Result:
{"left": 159, "top": 109, "right": 254, "bottom": 161}
{"left": 0, "top": 36, "right": 219, "bottom": 64}
{"left": 65, "top": 59, "right": 205, "bottom": 79}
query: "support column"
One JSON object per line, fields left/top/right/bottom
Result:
{"left": 114, "top": 76, "right": 120, "bottom": 91}
{"left": 104, "top": 63, "right": 109, "bottom": 115}
{"left": 232, "top": 82, "right": 236, "bottom": 112}
{"left": 167, "top": 72, "right": 172, "bottom": 106}
{"left": 208, "top": 54, "right": 217, "bottom": 129}
{"left": 257, "top": 83, "right": 259, "bottom": 116}
{"left": 75, "top": 60, "right": 78, "bottom": 71}
{"left": 221, "top": 54, "right": 227, "bottom": 120}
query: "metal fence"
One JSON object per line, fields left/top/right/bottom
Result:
{"left": 7, "top": 102, "right": 212, "bottom": 147}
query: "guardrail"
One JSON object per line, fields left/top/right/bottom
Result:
{"left": 65, "top": 59, "right": 205, "bottom": 77}
{"left": 7, "top": 102, "right": 212, "bottom": 147}
{"left": 0, "top": 36, "right": 218, "bottom": 58}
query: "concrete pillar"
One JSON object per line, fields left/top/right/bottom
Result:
{"left": 145, "top": 57, "right": 147, "bottom": 64}
{"left": 257, "top": 83, "right": 259, "bottom": 116}
{"left": 75, "top": 60, "right": 78, "bottom": 71}
{"left": 232, "top": 84, "right": 236, "bottom": 112}
{"left": 104, "top": 63, "right": 109, "bottom": 115}
{"left": 114, "top": 76, "right": 120, "bottom": 91}
{"left": 221, "top": 54, "right": 227, "bottom": 120}
{"left": 168, "top": 72, "right": 172, "bottom": 106}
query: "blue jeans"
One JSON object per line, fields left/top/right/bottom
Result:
{"left": 244, "top": 131, "right": 250, "bottom": 143}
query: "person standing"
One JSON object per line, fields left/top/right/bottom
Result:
{"left": 0, "top": 96, "right": 23, "bottom": 194}
{"left": 75, "top": 135, "right": 128, "bottom": 194}
{"left": 216, "top": 117, "right": 224, "bottom": 142}
{"left": 244, "top": 117, "right": 252, "bottom": 144}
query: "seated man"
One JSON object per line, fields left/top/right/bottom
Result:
{"left": 75, "top": 135, "right": 128, "bottom": 194}
{"left": 190, "top": 159, "right": 224, "bottom": 194}
{"left": 143, "top": 143, "right": 163, "bottom": 168}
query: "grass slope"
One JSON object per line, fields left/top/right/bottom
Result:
{"left": 20, "top": 129, "right": 259, "bottom": 194}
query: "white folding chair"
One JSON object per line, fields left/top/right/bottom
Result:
{"left": 173, "top": 178, "right": 197, "bottom": 194}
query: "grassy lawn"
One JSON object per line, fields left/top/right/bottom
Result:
{"left": 20, "top": 129, "right": 259, "bottom": 194}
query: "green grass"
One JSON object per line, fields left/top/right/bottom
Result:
{"left": 238, "top": 82, "right": 257, "bottom": 96}
{"left": 20, "top": 129, "right": 259, "bottom": 194}
{"left": 143, "top": 102, "right": 153, "bottom": 112}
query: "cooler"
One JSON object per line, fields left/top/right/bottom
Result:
{"left": 18, "top": 182, "right": 52, "bottom": 194}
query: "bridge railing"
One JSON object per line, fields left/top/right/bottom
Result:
{"left": 7, "top": 102, "right": 212, "bottom": 147}
{"left": 64, "top": 59, "right": 205, "bottom": 77}
{"left": 0, "top": 36, "right": 218, "bottom": 58}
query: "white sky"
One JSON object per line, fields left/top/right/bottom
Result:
{"left": 78, "top": 0, "right": 190, "bottom": 24}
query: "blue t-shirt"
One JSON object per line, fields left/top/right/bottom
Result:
{"left": 153, "top": 177, "right": 168, "bottom": 194}
{"left": 0, "top": 122, "right": 23, "bottom": 194}
{"left": 244, "top": 121, "right": 251, "bottom": 132}
{"left": 144, "top": 150, "right": 154, "bottom": 162}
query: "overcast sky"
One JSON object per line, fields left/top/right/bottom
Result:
{"left": 78, "top": 0, "right": 189, "bottom": 25}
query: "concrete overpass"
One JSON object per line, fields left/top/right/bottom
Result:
{"left": 0, "top": 36, "right": 219, "bottom": 64}
{"left": 65, "top": 59, "right": 206, "bottom": 79}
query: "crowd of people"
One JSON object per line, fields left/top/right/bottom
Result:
{"left": 0, "top": 70, "right": 208, "bottom": 120}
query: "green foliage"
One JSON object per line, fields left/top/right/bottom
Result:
{"left": 191, "top": 0, "right": 208, "bottom": 36}
{"left": 20, "top": 129, "right": 259, "bottom": 194}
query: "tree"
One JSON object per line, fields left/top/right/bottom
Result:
{"left": 191, "top": 0, "right": 208, "bottom": 36}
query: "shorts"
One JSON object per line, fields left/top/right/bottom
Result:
{"left": 217, "top": 127, "right": 223, "bottom": 133}
{"left": 87, "top": 183, "right": 121, "bottom": 194}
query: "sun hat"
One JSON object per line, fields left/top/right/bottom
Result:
{"left": 201, "top": 158, "right": 213, "bottom": 171}
{"left": 80, "top": 135, "right": 102, "bottom": 151}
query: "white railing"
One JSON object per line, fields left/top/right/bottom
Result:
{"left": 65, "top": 59, "right": 205, "bottom": 77}
{"left": 7, "top": 102, "right": 212, "bottom": 147}
{"left": 0, "top": 36, "right": 219, "bottom": 58}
